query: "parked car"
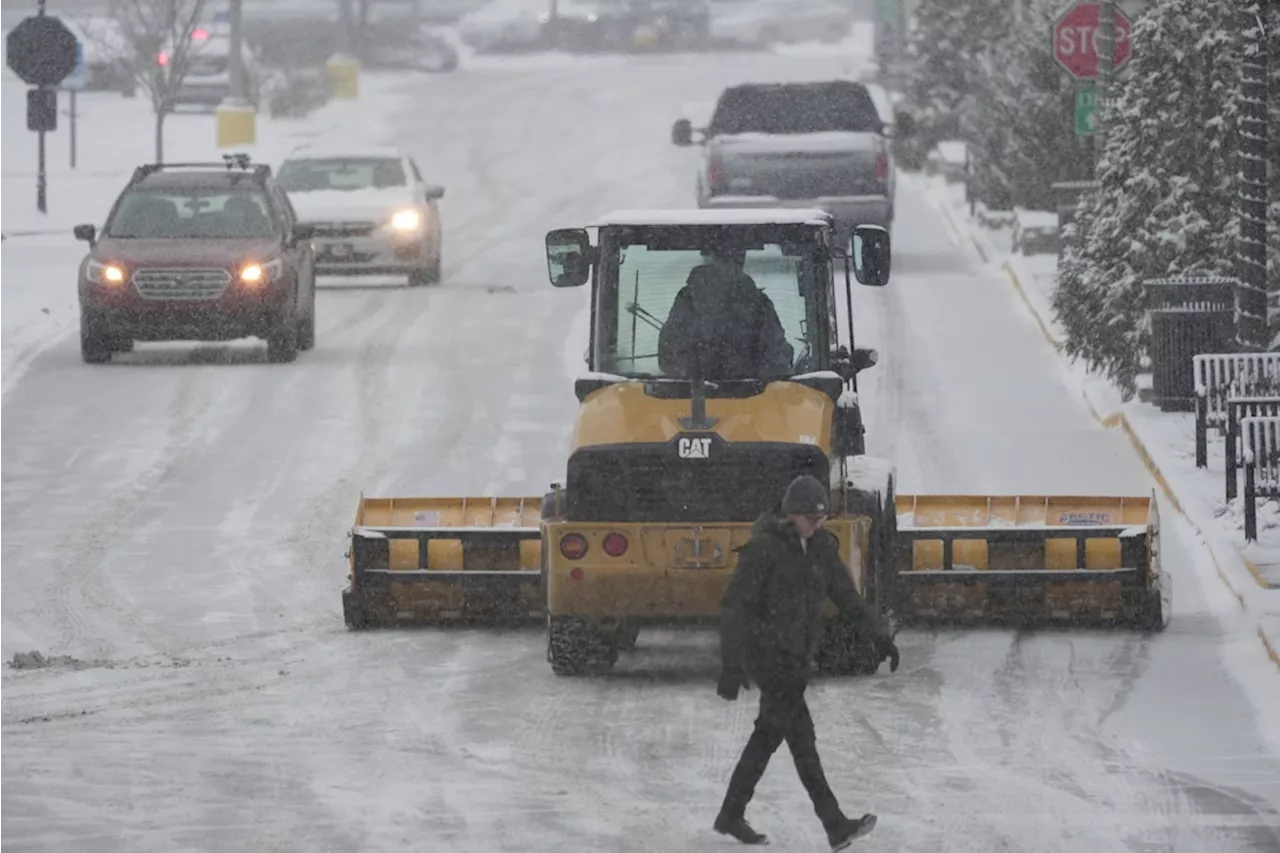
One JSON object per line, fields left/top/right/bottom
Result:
{"left": 276, "top": 146, "right": 445, "bottom": 287}
{"left": 708, "top": 0, "right": 852, "bottom": 47}
{"left": 62, "top": 15, "right": 138, "bottom": 96}
{"left": 72, "top": 155, "right": 317, "bottom": 364}
{"left": 360, "top": 23, "right": 460, "bottom": 72}
{"left": 673, "top": 79, "right": 902, "bottom": 237}
{"left": 165, "top": 29, "right": 263, "bottom": 111}
{"left": 456, "top": 0, "right": 549, "bottom": 53}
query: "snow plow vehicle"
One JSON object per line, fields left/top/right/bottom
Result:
{"left": 341, "top": 208, "right": 1170, "bottom": 674}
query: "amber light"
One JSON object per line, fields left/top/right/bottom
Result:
{"left": 602, "top": 532, "right": 628, "bottom": 557}
{"left": 559, "top": 533, "right": 588, "bottom": 560}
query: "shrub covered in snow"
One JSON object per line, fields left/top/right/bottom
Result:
{"left": 1053, "top": 0, "right": 1280, "bottom": 398}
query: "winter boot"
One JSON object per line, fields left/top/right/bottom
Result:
{"left": 714, "top": 813, "right": 769, "bottom": 845}
{"left": 827, "top": 813, "right": 876, "bottom": 850}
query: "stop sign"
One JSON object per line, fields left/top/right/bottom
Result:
{"left": 5, "top": 14, "right": 79, "bottom": 87}
{"left": 1053, "top": 1, "right": 1133, "bottom": 79}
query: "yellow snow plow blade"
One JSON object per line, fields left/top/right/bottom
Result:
{"left": 891, "top": 494, "right": 1170, "bottom": 630}
{"left": 342, "top": 496, "right": 544, "bottom": 628}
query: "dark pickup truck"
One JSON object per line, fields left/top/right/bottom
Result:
{"left": 672, "top": 79, "right": 900, "bottom": 237}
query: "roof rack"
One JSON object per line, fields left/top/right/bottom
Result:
{"left": 127, "top": 153, "right": 272, "bottom": 187}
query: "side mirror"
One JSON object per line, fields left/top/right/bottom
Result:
{"left": 851, "top": 224, "right": 891, "bottom": 287}
{"left": 546, "top": 227, "right": 591, "bottom": 288}
{"left": 422, "top": 183, "right": 445, "bottom": 200}
{"left": 671, "top": 117, "right": 693, "bottom": 147}
{"left": 291, "top": 222, "right": 316, "bottom": 243}
{"left": 73, "top": 223, "right": 96, "bottom": 244}
{"left": 852, "top": 347, "right": 878, "bottom": 372}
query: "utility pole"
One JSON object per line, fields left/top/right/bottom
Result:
{"left": 227, "top": 0, "right": 243, "bottom": 103}
{"left": 1236, "top": 6, "right": 1270, "bottom": 351}
{"left": 1095, "top": 0, "right": 1114, "bottom": 153}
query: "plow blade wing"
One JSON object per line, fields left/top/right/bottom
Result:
{"left": 344, "top": 496, "right": 544, "bottom": 627}
{"left": 892, "top": 494, "right": 1169, "bottom": 630}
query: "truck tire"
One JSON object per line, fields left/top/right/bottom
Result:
{"left": 80, "top": 314, "right": 114, "bottom": 364}
{"left": 267, "top": 303, "right": 299, "bottom": 363}
{"left": 547, "top": 616, "right": 618, "bottom": 676}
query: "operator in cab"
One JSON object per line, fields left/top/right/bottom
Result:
{"left": 657, "top": 245, "right": 794, "bottom": 379}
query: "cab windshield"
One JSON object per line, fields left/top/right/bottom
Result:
{"left": 595, "top": 224, "right": 828, "bottom": 380}
{"left": 104, "top": 187, "right": 276, "bottom": 239}
{"left": 276, "top": 157, "right": 407, "bottom": 192}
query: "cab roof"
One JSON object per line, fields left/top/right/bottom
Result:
{"left": 593, "top": 208, "right": 833, "bottom": 228}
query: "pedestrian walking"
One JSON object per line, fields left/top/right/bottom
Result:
{"left": 713, "top": 474, "right": 900, "bottom": 849}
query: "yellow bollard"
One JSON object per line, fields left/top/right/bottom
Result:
{"left": 325, "top": 54, "right": 360, "bottom": 100}
{"left": 216, "top": 100, "right": 257, "bottom": 148}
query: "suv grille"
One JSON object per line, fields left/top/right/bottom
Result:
{"left": 308, "top": 221, "right": 377, "bottom": 238}
{"left": 132, "top": 267, "right": 232, "bottom": 301}
{"left": 566, "top": 439, "right": 829, "bottom": 523}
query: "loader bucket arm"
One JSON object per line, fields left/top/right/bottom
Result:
{"left": 344, "top": 496, "right": 545, "bottom": 627}
{"left": 890, "top": 494, "right": 1168, "bottom": 630}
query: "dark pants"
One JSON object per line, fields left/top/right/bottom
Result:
{"left": 718, "top": 676, "right": 845, "bottom": 831}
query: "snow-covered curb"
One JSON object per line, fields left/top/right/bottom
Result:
{"left": 917, "top": 171, "right": 1280, "bottom": 670}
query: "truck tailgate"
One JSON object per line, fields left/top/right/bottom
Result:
{"left": 716, "top": 132, "right": 885, "bottom": 198}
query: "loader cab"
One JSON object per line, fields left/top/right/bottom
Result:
{"left": 545, "top": 210, "right": 891, "bottom": 404}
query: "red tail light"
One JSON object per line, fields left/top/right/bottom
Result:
{"left": 707, "top": 146, "right": 726, "bottom": 193}
{"left": 603, "top": 533, "right": 629, "bottom": 557}
{"left": 560, "top": 533, "right": 588, "bottom": 560}
{"left": 875, "top": 151, "right": 889, "bottom": 183}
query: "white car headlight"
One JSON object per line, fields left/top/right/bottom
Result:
{"left": 390, "top": 208, "right": 423, "bottom": 232}
{"left": 239, "top": 257, "right": 284, "bottom": 286}
{"left": 86, "top": 260, "right": 126, "bottom": 285}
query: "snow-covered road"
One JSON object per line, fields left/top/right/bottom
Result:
{"left": 3, "top": 50, "right": 1279, "bottom": 852}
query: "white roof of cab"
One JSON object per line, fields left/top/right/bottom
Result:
{"left": 283, "top": 143, "right": 406, "bottom": 161}
{"left": 593, "top": 208, "right": 833, "bottom": 228}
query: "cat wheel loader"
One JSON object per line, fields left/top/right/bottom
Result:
{"left": 341, "top": 207, "right": 1170, "bottom": 675}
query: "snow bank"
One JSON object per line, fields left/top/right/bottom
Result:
{"left": 1, "top": 74, "right": 409, "bottom": 395}
{"left": 911, "top": 169, "right": 1280, "bottom": 670}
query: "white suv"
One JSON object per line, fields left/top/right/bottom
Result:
{"left": 276, "top": 147, "right": 445, "bottom": 287}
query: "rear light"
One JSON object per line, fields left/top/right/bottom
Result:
{"left": 875, "top": 151, "right": 889, "bottom": 183}
{"left": 602, "top": 532, "right": 629, "bottom": 557}
{"left": 707, "top": 145, "right": 726, "bottom": 193}
{"left": 570, "top": 567, "right": 585, "bottom": 581}
{"left": 560, "top": 533, "right": 588, "bottom": 560}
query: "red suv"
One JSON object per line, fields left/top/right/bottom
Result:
{"left": 72, "top": 155, "right": 316, "bottom": 364}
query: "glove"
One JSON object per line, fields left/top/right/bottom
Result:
{"left": 717, "top": 668, "right": 751, "bottom": 701}
{"left": 875, "top": 636, "right": 900, "bottom": 673}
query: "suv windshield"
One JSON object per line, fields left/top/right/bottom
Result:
{"left": 104, "top": 186, "right": 276, "bottom": 239}
{"left": 276, "top": 157, "right": 407, "bottom": 192}
{"left": 596, "top": 225, "right": 827, "bottom": 380}
{"left": 709, "top": 81, "right": 882, "bottom": 136}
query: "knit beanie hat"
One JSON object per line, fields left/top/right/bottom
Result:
{"left": 781, "top": 474, "right": 829, "bottom": 516}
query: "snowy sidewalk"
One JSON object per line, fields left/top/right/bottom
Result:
{"left": 0, "top": 74, "right": 409, "bottom": 392}
{"left": 911, "top": 170, "right": 1280, "bottom": 670}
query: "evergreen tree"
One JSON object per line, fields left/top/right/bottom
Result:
{"left": 965, "top": 0, "right": 1094, "bottom": 210}
{"left": 904, "top": 0, "right": 1012, "bottom": 159}
{"left": 1050, "top": 0, "right": 1278, "bottom": 397}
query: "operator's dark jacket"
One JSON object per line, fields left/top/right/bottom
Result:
{"left": 720, "top": 509, "right": 887, "bottom": 682}
{"left": 657, "top": 265, "right": 794, "bottom": 378}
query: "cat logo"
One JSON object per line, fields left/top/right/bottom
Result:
{"left": 678, "top": 437, "right": 712, "bottom": 459}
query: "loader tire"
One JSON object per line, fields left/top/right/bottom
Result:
{"left": 342, "top": 587, "right": 374, "bottom": 630}
{"left": 815, "top": 617, "right": 882, "bottom": 676}
{"left": 547, "top": 617, "right": 618, "bottom": 676}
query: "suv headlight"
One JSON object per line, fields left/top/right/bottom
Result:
{"left": 239, "top": 257, "right": 284, "bottom": 286}
{"left": 389, "top": 208, "right": 423, "bottom": 232}
{"left": 86, "top": 260, "right": 126, "bottom": 286}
